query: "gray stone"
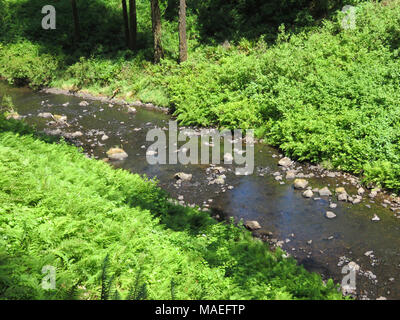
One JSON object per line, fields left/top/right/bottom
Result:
{"left": 319, "top": 187, "right": 332, "bottom": 197}
{"left": 294, "top": 179, "right": 308, "bottom": 189}
{"left": 372, "top": 214, "right": 380, "bottom": 222}
{"left": 302, "top": 190, "right": 314, "bottom": 198}
{"left": 38, "top": 112, "right": 53, "bottom": 119}
{"left": 338, "top": 193, "right": 348, "bottom": 202}
{"left": 286, "top": 171, "right": 297, "bottom": 179}
{"left": 244, "top": 220, "right": 261, "bottom": 231}
{"left": 278, "top": 157, "right": 293, "bottom": 167}
{"left": 106, "top": 148, "right": 128, "bottom": 161}
{"left": 79, "top": 101, "right": 90, "bottom": 107}
{"left": 174, "top": 172, "right": 192, "bottom": 181}
{"left": 325, "top": 211, "right": 337, "bottom": 219}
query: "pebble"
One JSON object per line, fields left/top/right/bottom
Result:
{"left": 326, "top": 211, "right": 337, "bottom": 219}
{"left": 244, "top": 220, "right": 261, "bottom": 231}
{"left": 372, "top": 214, "right": 380, "bottom": 222}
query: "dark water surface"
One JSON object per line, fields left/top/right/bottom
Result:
{"left": 1, "top": 81, "right": 400, "bottom": 299}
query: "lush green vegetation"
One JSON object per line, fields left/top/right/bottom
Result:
{"left": 2, "top": 1, "right": 399, "bottom": 192}
{"left": 0, "top": 115, "right": 342, "bottom": 299}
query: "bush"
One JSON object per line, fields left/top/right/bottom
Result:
{"left": 0, "top": 42, "right": 60, "bottom": 88}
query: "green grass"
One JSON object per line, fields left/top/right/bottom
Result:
{"left": 0, "top": 116, "right": 343, "bottom": 300}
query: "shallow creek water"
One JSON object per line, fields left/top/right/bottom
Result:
{"left": 1, "top": 81, "right": 400, "bottom": 299}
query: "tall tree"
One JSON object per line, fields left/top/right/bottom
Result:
{"left": 151, "top": 0, "right": 163, "bottom": 63}
{"left": 70, "top": 0, "right": 80, "bottom": 43}
{"left": 178, "top": 0, "right": 187, "bottom": 63}
{"left": 128, "top": 0, "right": 137, "bottom": 50}
{"left": 122, "top": 0, "right": 130, "bottom": 48}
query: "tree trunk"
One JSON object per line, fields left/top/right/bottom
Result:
{"left": 178, "top": 0, "right": 187, "bottom": 63}
{"left": 71, "top": 0, "right": 80, "bottom": 43}
{"left": 128, "top": 0, "right": 137, "bottom": 50}
{"left": 122, "top": 0, "right": 130, "bottom": 48}
{"left": 151, "top": 0, "right": 163, "bottom": 63}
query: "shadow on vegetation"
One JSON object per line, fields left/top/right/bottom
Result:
{"left": 1, "top": 0, "right": 352, "bottom": 60}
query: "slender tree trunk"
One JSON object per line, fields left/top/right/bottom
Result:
{"left": 71, "top": 0, "right": 80, "bottom": 43}
{"left": 122, "top": 0, "right": 130, "bottom": 48}
{"left": 151, "top": 0, "right": 163, "bottom": 63}
{"left": 178, "top": 0, "right": 187, "bottom": 63}
{"left": 128, "top": 0, "right": 137, "bottom": 50}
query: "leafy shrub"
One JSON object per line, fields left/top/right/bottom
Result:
{"left": 0, "top": 42, "right": 60, "bottom": 88}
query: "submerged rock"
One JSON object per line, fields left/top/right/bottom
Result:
{"left": 127, "top": 106, "right": 137, "bottom": 114}
{"left": 372, "top": 214, "right": 380, "bottom": 222}
{"left": 63, "top": 131, "right": 83, "bottom": 139}
{"left": 325, "top": 211, "right": 337, "bottom": 219}
{"left": 38, "top": 112, "right": 53, "bottom": 119}
{"left": 53, "top": 114, "right": 67, "bottom": 123}
{"left": 79, "top": 101, "right": 90, "bottom": 107}
{"left": 106, "top": 148, "right": 128, "bottom": 161}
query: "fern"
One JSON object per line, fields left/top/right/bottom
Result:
{"left": 100, "top": 254, "right": 115, "bottom": 300}
{"left": 127, "top": 267, "right": 148, "bottom": 300}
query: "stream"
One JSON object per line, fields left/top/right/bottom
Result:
{"left": 1, "top": 81, "right": 400, "bottom": 300}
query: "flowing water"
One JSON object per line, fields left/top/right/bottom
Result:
{"left": 1, "top": 81, "right": 400, "bottom": 300}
